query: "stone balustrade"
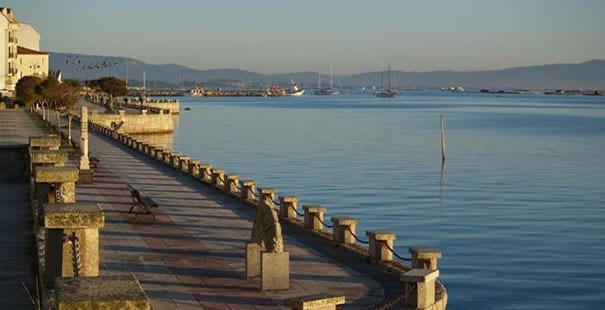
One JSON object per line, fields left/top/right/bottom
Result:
{"left": 29, "top": 135, "right": 61, "bottom": 152}
{"left": 34, "top": 167, "right": 79, "bottom": 206}
{"left": 30, "top": 150, "right": 68, "bottom": 168}
{"left": 366, "top": 231, "right": 396, "bottom": 262}
{"left": 43, "top": 203, "right": 104, "bottom": 286}
{"left": 331, "top": 217, "right": 358, "bottom": 245}
{"left": 83, "top": 121, "right": 448, "bottom": 309}
{"left": 279, "top": 196, "right": 299, "bottom": 219}
{"left": 303, "top": 205, "right": 327, "bottom": 231}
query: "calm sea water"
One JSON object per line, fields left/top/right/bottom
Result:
{"left": 165, "top": 91, "right": 604, "bottom": 309}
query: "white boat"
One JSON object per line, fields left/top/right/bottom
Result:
{"left": 287, "top": 82, "right": 305, "bottom": 96}
{"left": 315, "top": 65, "right": 341, "bottom": 95}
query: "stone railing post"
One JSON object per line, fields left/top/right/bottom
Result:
{"left": 55, "top": 274, "right": 150, "bottom": 309}
{"left": 409, "top": 247, "right": 442, "bottom": 270}
{"left": 170, "top": 153, "right": 182, "bottom": 169}
{"left": 400, "top": 269, "right": 440, "bottom": 309}
{"left": 188, "top": 160, "right": 200, "bottom": 177}
{"left": 199, "top": 164, "right": 212, "bottom": 183}
{"left": 240, "top": 180, "right": 256, "bottom": 201}
{"left": 29, "top": 135, "right": 61, "bottom": 152}
{"left": 153, "top": 148, "right": 164, "bottom": 161}
{"left": 225, "top": 174, "right": 240, "bottom": 194}
{"left": 179, "top": 156, "right": 190, "bottom": 173}
{"left": 258, "top": 188, "right": 276, "bottom": 205}
{"left": 331, "top": 217, "right": 358, "bottom": 245}
{"left": 284, "top": 294, "right": 346, "bottom": 310}
{"left": 34, "top": 167, "right": 79, "bottom": 208}
{"left": 211, "top": 168, "right": 225, "bottom": 188}
{"left": 303, "top": 205, "right": 327, "bottom": 230}
{"left": 44, "top": 203, "right": 104, "bottom": 287}
{"left": 147, "top": 145, "right": 156, "bottom": 157}
{"left": 366, "top": 231, "right": 396, "bottom": 262}
{"left": 162, "top": 151, "right": 172, "bottom": 165}
{"left": 278, "top": 196, "right": 299, "bottom": 219}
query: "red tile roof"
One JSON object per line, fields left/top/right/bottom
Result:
{"left": 17, "top": 46, "right": 48, "bottom": 55}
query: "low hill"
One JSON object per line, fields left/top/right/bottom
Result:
{"left": 49, "top": 52, "right": 605, "bottom": 89}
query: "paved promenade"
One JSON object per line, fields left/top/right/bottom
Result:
{"left": 61, "top": 103, "right": 399, "bottom": 309}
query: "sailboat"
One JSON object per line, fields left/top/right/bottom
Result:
{"left": 287, "top": 80, "right": 305, "bottom": 97}
{"left": 374, "top": 63, "right": 399, "bottom": 97}
{"left": 314, "top": 64, "right": 341, "bottom": 96}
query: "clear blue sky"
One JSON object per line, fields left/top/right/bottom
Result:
{"left": 4, "top": 0, "right": 604, "bottom": 74}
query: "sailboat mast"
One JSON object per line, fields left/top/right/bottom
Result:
{"left": 329, "top": 64, "right": 333, "bottom": 89}
{"left": 318, "top": 72, "right": 321, "bottom": 89}
{"left": 388, "top": 63, "right": 391, "bottom": 90}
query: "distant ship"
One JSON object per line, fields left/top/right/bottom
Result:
{"left": 287, "top": 81, "right": 305, "bottom": 97}
{"left": 374, "top": 63, "right": 399, "bottom": 97}
{"left": 190, "top": 86, "right": 204, "bottom": 97}
{"left": 314, "top": 65, "right": 341, "bottom": 96}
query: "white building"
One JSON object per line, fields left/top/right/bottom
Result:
{"left": 0, "top": 7, "right": 46, "bottom": 97}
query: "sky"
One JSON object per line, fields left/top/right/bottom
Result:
{"left": 3, "top": 0, "right": 605, "bottom": 74}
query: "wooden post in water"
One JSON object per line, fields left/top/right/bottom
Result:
{"left": 440, "top": 115, "right": 446, "bottom": 162}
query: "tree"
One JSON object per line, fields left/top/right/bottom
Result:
{"left": 15, "top": 76, "right": 43, "bottom": 111}
{"left": 87, "top": 77, "right": 127, "bottom": 112}
{"left": 36, "top": 77, "right": 81, "bottom": 135}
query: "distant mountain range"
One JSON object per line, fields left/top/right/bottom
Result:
{"left": 49, "top": 52, "right": 605, "bottom": 90}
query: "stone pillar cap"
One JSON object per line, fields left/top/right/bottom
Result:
{"left": 179, "top": 156, "right": 190, "bottom": 160}
{"left": 366, "top": 230, "right": 396, "bottom": 240}
{"left": 162, "top": 150, "right": 171, "bottom": 154}
{"left": 331, "top": 217, "right": 357, "bottom": 225}
{"left": 226, "top": 175, "right": 240, "bottom": 179}
{"left": 400, "top": 269, "right": 440, "bottom": 283}
{"left": 44, "top": 203, "right": 104, "bottom": 229}
{"left": 30, "top": 150, "right": 68, "bottom": 164}
{"left": 279, "top": 195, "right": 298, "bottom": 201}
{"left": 189, "top": 160, "right": 201, "bottom": 164}
{"left": 303, "top": 205, "right": 327, "bottom": 212}
{"left": 198, "top": 163, "right": 212, "bottom": 168}
{"left": 241, "top": 179, "right": 256, "bottom": 184}
{"left": 35, "top": 167, "right": 79, "bottom": 183}
{"left": 259, "top": 187, "right": 276, "bottom": 193}
{"left": 284, "top": 294, "right": 345, "bottom": 308}
{"left": 212, "top": 168, "right": 225, "bottom": 173}
{"left": 409, "top": 246, "right": 442, "bottom": 259}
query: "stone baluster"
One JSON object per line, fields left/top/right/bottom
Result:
{"left": 153, "top": 148, "right": 164, "bottom": 161}
{"left": 179, "top": 156, "right": 190, "bottom": 173}
{"left": 331, "top": 217, "right": 358, "bottom": 245}
{"left": 241, "top": 180, "right": 257, "bottom": 201}
{"left": 284, "top": 294, "right": 346, "bottom": 310}
{"left": 44, "top": 203, "right": 104, "bottom": 287}
{"left": 400, "top": 269, "right": 440, "bottom": 309}
{"left": 409, "top": 247, "right": 442, "bottom": 270}
{"left": 278, "top": 196, "right": 299, "bottom": 219}
{"left": 366, "top": 231, "right": 396, "bottom": 262}
{"left": 225, "top": 174, "right": 240, "bottom": 194}
{"left": 170, "top": 153, "right": 181, "bottom": 169}
{"left": 211, "top": 168, "right": 225, "bottom": 188}
{"left": 162, "top": 151, "right": 172, "bottom": 165}
{"left": 303, "top": 205, "right": 327, "bottom": 230}
{"left": 147, "top": 145, "right": 156, "bottom": 157}
{"left": 188, "top": 160, "right": 201, "bottom": 177}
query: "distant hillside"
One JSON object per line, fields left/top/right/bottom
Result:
{"left": 49, "top": 52, "right": 605, "bottom": 89}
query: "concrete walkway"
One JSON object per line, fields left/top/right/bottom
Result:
{"left": 50, "top": 104, "right": 400, "bottom": 309}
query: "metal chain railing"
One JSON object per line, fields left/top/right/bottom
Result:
{"left": 54, "top": 183, "right": 62, "bottom": 203}
{"left": 313, "top": 213, "right": 334, "bottom": 228}
{"left": 68, "top": 232, "right": 81, "bottom": 277}
{"left": 289, "top": 204, "right": 305, "bottom": 217}
{"left": 272, "top": 198, "right": 281, "bottom": 206}
{"left": 345, "top": 226, "right": 370, "bottom": 244}
{"left": 380, "top": 240, "right": 411, "bottom": 261}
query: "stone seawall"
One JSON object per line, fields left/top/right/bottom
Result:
{"left": 141, "top": 100, "right": 179, "bottom": 115}
{"left": 89, "top": 120, "right": 448, "bottom": 310}
{"left": 88, "top": 110, "right": 173, "bottom": 134}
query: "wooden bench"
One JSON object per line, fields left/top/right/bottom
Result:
{"left": 127, "top": 184, "right": 159, "bottom": 219}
